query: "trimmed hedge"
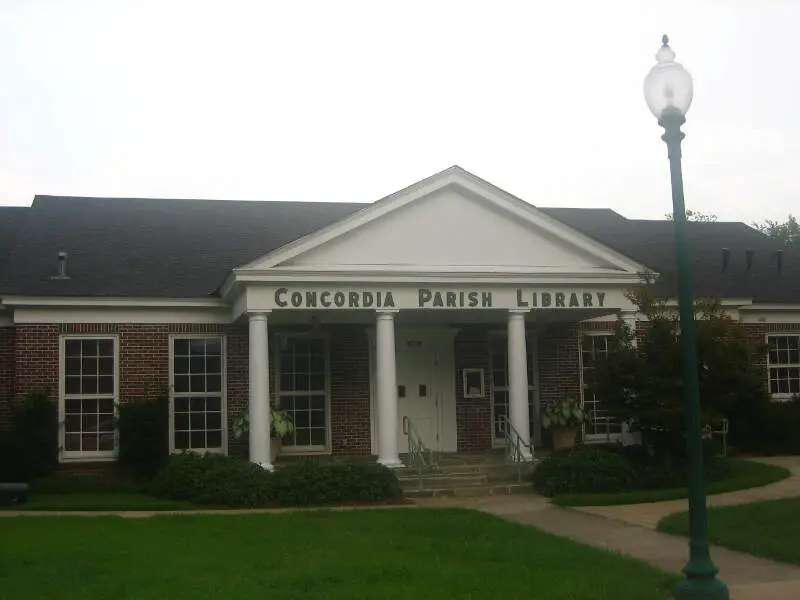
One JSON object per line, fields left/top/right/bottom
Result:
{"left": 533, "top": 445, "right": 734, "bottom": 497}
{"left": 0, "top": 390, "right": 58, "bottom": 482}
{"left": 533, "top": 446, "right": 638, "bottom": 496}
{"left": 272, "top": 461, "right": 402, "bottom": 507}
{"left": 150, "top": 453, "right": 274, "bottom": 507}
{"left": 150, "top": 454, "right": 403, "bottom": 508}
{"left": 117, "top": 391, "right": 170, "bottom": 479}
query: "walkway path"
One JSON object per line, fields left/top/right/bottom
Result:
{"left": 416, "top": 456, "right": 800, "bottom": 600}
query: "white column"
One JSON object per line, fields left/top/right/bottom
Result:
{"left": 249, "top": 311, "right": 273, "bottom": 471}
{"left": 376, "top": 310, "right": 402, "bottom": 468}
{"left": 508, "top": 309, "right": 533, "bottom": 461}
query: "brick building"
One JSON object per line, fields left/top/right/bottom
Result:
{"left": 0, "top": 166, "right": 797, "bottom": 469}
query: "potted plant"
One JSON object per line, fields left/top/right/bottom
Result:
{"left": 232, "top": 402, "right": 295, "bottom": 461}
{"left": 542, "top": 397, "right": 586, "bottom": 450}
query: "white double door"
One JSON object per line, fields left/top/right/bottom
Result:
{"left": 370, "top": 329, "right": 457, "bottom": 454}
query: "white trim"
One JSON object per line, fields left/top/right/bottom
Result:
{"left": 2, "top": 296, "right": 227, "bottom": 308}
{"left": 742, "top": 303, "right": 800, "bottom": 311}
{"left": 238, "top": 168, "right": 651, "bottom": 275}
{"left": 578, "top": 330, "right": 620, "bottom": 442}
{"left": 488, "top": 331, "right": 538, "bottom": 447}
{"left": 765, "top": 333, "right": 800, "bottom": 400}
{"left": 273, "top": 332, "right": 332, "bottom": 455}
{"left": 740, "top": 311, "right": 800, "bottom": 324}
{"left": 462, "top": 368, "right": 486, "bottom": 399}
{"left": 168, "top": 334, "right": 228, "bottom": 455}
{"left": 59, "top": 334, "right": 120, "bottom": 463}
{"left": 13, "top": 307, "right": 232, "bottom": 324}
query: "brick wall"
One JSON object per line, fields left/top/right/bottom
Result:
{"left": 0, "top": 327, "right": 15, "bottom": 429}
{"left": 8, "top": 319, "right": 800, "bottom": 456}
{"left": 454, "top": 327, "right": 493, "bottom": 452}
{"left": 11, "top": 323, "right": 249, "bottom": 451}
{"left": 328, "top": 326, "right": 371, "bottom": 455}
{"left": 537, "top": 323, "right": 582, "bottom": 411}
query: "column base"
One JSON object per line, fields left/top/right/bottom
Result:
{"left": 377, "top": 457, "right": 405, "bottom": 469}
{"left": 254, "top": 461, "right": 275, "bottom": 472}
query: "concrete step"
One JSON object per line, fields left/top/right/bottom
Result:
{"left": 399, "top": 474, "right": 488, "bottom": 488}
{"left": 403, "top": 482, "right": 535, "bottom": 499}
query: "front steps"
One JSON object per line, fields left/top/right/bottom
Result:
{"left": 397, "top": 451, "right": 538, "bottom": 498}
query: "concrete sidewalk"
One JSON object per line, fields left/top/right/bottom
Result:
{"left": 415, "top": 492, "right": 800, "bottom": 600}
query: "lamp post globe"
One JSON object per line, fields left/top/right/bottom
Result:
{"left": 644, "top": 36, "right": 729, "bottom": 600}
{"left": 644, "top": 35, "right": 694, "bottom": 119}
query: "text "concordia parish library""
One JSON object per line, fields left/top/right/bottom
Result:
{"left": 273, "top": 288, "right": 608, "bottom": 309}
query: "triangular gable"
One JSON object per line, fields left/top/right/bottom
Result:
{"left": 238, "top": 166, "right": 649, "bottom": 275}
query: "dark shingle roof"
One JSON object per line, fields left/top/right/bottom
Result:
{"left": 0, "top": 196, "right": 365, "bottom": 297}
{"left": 0, "top": 207, "right": 29, "bottom": 278}
{"left": 0, "top": 196, "right": 796, "bottom": 303}
{"left": 540, "top": 208, "right": 800, "bottom": 303}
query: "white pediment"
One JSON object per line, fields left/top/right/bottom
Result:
{"left": 241, "top": 167, "right": 647, "bottom": 277}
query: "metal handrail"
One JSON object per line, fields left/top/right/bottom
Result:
{"left": 495, "top": 415, "right": 536, "bottom": 482}
{"left": 402, "top": 416, "right": 436, "bottom": 490}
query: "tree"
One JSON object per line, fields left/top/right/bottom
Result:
{"left": 664, "top": 210, "right": 718, "bottom": 222}
{"left": 752, "top": 214, "right": 799, "bottom": 249}
{"left": 586, "top": 284, "right": 769, "bottom": 467}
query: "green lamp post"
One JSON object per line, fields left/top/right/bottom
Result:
{"left": 643, "top": 36, "right": 729, "bottom": 600}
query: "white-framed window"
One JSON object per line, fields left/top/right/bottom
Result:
{"left": 60, "top": 336, "right": 119, "bottom": 461}
{"left": 170, "top": 336, "right": 226, "bottom": 453}
{"left": 767, "top": 334, "right": 800, "bottom": 399}
{"left": 489, "top": 336, "right": 536, "bottom": 442}
{"left": 580, "top": 332, "right": 621, "bottom": 439}
{"left": 275, "top": 334, "right": 329, "bottom": 452}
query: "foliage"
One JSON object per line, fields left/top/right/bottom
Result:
{"left": 729, "top": 395, "right": 800, "bottom": 455}
{"left": 0, "top": 390, "right": 58, "bottom": 481}
{"left": 664, "top": 209, "right": 718, "bottom": 222}
{"left": 271, "top": 460, "right": 402, "bottom": 507}
{"left": 150, "top": 454, "right": 403, "bottom": 508}
{"left": 542, "top": 397, "right": 586, "bottom": 429}
{"left": 532, "top": 446, "right": 637, "bottom": 496}
{"left": 0, "top": 510, "right": 678, "bottom": 600}
{"left": 658, "top": 496, "right": 800, "bottom": 566}
{"left": 232, "top": 404, "right": 295, "bottom": 439}
{"left": 150, "top": 453, "right": 275, "bottom": 508}
{"left": 752, "top": 213, "right": 799, "bottom": 249}
{"left": 555, "top": 459, "right": 790, "bottom": 506}
{"left": 586, "top": 284, "right": 771, "bottom": 466}
{"left": 117, "top": 388, "right": 170, "bottom": 479}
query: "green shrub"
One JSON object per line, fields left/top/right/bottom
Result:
{"left": 117, "top": 390, "right": 169, "bottom": 479}
{"left": 0, "top": 390, "right": 58, "bottom": 481}
{"left": 150, "top": 455, "right": 403, "bottom": 508}
{"left": 729, "top": 396, "right": 800, "bottom": 455}
{"left": 271, "top": 461, "right": 402, "bottom": 507}
{"left": 150, "top": 453, "right": 274, "bottom": 507}
{"left": 534, "top": 444, "right": 736, "bottom": 498}
{"left": 533, "top": 446, "right": 638, "bottom": 496}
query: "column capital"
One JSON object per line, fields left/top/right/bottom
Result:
{"left": 508, "top": 308, "right": 530, "bottom": 316}
{"left": 248, "top": 310, "right": 272, "bottom": 321}
{"left": 376, "top": 309, "right": 399, "bottom": 319}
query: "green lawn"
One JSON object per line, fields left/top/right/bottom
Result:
{"left": 553, "top": 459, "right": 790, "bottom": 506}
{"left": 658, "top": 497, "right": 800, "bottom": 565}
{"left": 0, "top": 492, "right": 195, "bottom": 511}
{"left": 0, "top": 509, "right": 677, "bottom": 599}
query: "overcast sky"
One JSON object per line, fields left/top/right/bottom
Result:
{"left": 0, "top": 1, "right": 797, "bottom": 223}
